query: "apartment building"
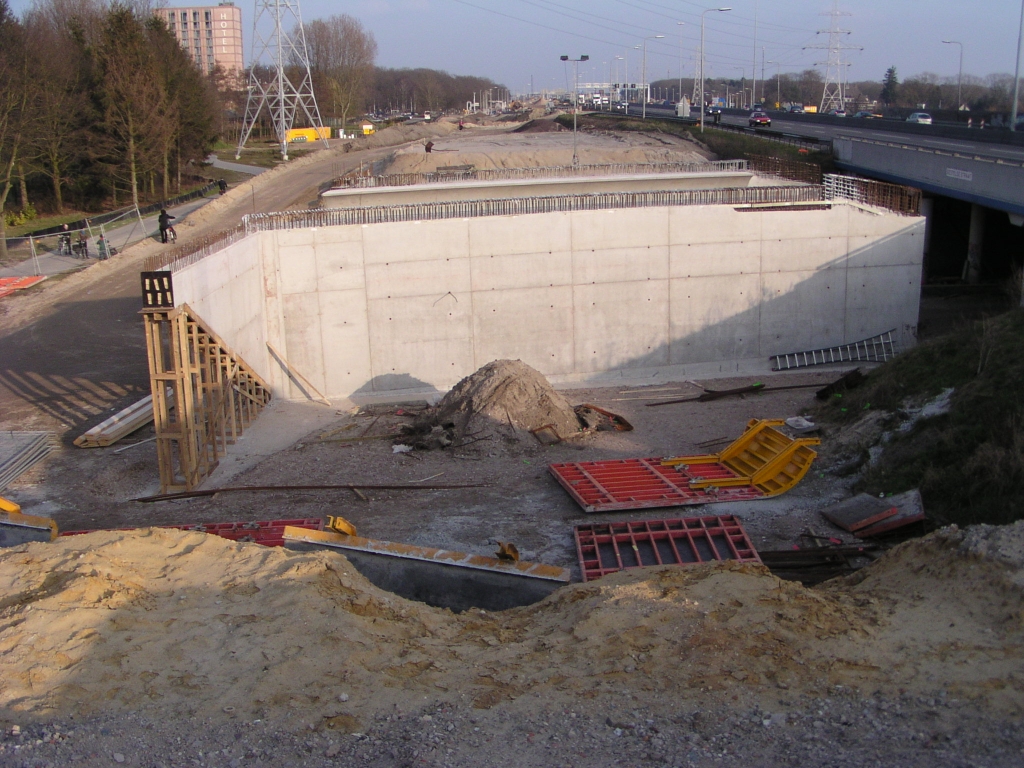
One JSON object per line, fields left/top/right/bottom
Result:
{"left": 157, "top": 2, "right": 244, "bottom": 77}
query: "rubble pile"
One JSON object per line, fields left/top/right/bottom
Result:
{"left": 400, "top": 360, "right": 581, "bottom": 449}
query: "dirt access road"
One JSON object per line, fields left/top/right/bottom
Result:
{"left": 0, "top": 134, "right": 430, "bottom": 440}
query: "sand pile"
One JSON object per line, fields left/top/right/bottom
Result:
{"left": 400, "top": 360, "right": 581, "bottom": 449}
{"left": 1, "top": 524, "right": 1022, "bottom": 727}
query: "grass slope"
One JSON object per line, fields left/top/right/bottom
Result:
{"left": 815, "top": 309, "right": 1024, "bottom": 526}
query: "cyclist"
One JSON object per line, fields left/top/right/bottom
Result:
{"left": 158, "top": 209, "right": 176, "bottom": 243}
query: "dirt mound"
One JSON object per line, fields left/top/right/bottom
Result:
{"left": 2, "top": 524, "right": 1023, "bottom": 727}
{"left": 402, "top": 359, "right": 580, "bottom": 448}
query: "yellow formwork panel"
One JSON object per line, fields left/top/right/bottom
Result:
{"left": 662, "top": 419, "right": 820, "bottom": 498}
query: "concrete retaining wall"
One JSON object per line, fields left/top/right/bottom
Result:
{"left": 175, "top": 203, "right": 924, "bottom": 400}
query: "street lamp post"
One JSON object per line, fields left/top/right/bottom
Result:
{"left": 561, "top": 54, "right": 589, "bottom": 165}
{"left": 1013, "top": 1, "right": 1024, "bottom": 131}
{"left": 767, "top": 60, "right": 781, "bottom": 109}
{"left": 677, "top": 22, "right": 685, "bottom": 105}
{"left": 623, "top": 45, "right": 639, "bottom": 114}
{"left": 699, "top": 7, "right": 732, "bottom": 133}
{"left": 642, "top": 35, "right": 665, "bottom": 119}
{"left": 942, "top": 40, "right": 963, "bottom": 118}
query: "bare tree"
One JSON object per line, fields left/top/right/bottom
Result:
{"left": 305, "top": 15, "right": 376, "bottom": 131}
{"left": 96, "top": 5, "right": 168, "bottom": 210}
{"left": 23, "top": 8, "right": 91, "bottom": 213}
{"left": 0, "top": 0, "right": 29, "bottom": 261}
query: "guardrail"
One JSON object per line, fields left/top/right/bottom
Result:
{"left": 336, "top": 160, "right": 749, "bottom": 189}
{"left": 244, "top": 185, "right": 826, "bottom": 233}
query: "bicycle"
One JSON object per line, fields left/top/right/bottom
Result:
{"left": 166, "top": 226, "right": 177, "bottom": 244}
{"left": 57, "top": 232, "right": 72, "bottom": 256}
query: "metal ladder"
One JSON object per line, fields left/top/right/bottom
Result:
{"left": 771, "top": 329, "right": 897, "bottom": 371}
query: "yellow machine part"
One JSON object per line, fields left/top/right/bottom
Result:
{"left": 0, "top": 496, "right": 59, "bottom": 542}
{"left": 662, "top": 419, "right": 820, "bottom": 497}
{"left": 326, "top": 515, "right": 357, "bottom": 536}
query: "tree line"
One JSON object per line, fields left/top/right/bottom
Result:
{"left": 0, "top": 0, "right": 219, "bottom": 246}
{"left": 288, "top": 14, "right": 505, "bottom": 127}
{"left": 652, "top": 66, "right": 1024, "bottom": 117}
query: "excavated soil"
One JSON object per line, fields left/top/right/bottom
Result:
{"left": 0, "top": 523, "right": 1022, "bottom": 766}
{"left": 404, "top": 360, "right": 582, "bottom": 448}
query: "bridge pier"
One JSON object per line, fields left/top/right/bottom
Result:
{"left": 966, "top": 204, "right": 986, "bottom": 284}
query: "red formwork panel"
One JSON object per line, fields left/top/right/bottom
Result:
{"left": 574, "top": 515, "right": 761, "bottom": 582}
{"left": 61, "top": 518, "right": 323, "bottom": 547}
{"left": 549, "top": 457, "right": 766, "bottom": 513}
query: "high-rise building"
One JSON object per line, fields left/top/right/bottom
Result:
{"left": 157, "top": 2, "right": 243, "bottom": 77}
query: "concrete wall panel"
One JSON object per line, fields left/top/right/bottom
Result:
{"left": 470, "top": 251, "right": 573, "bottom": 292}
{"left": 760, "top": 269, "right": 848, "bottom": 354}
{"left": 472, "top": 286, "right": 575, "bottom": 374}
{"left": 761, "top": 235, "right": 848, "bottom": 272}
{"left": 281, "top": 292, "right": 325, "bottom": 398}
{"left": 573, "top": 280, "right": 670, "bottom": 372}
{"left": 573, "top": 246, "right": 669, "bottom": 284}
{"left": 364, "top": 256, "right": 472, "bottom": 300}
{"left": 571, "top": 208, "right": 669, "bottom": 251}
{"left": 361, "top": 219, "right": 470, "bottom": 265}
{"left": 468, "top": 212, "right": 571, "bottom": 257}
{"left": 278, "top": 244, "right": 318, "bottom": 295}
{"left": 671, "top": 206, "right": 762, "bottom": 244}
{"left": 318, "top": 288, "right": 373, "bottom": 397}
{"left": 366, "top": 295, "right": 474, "bottom": 390}
{"left": 315, "top": 240, "right": 366, "bottom": 293}
{"left": 844, "top": 264, "right": 921, "bottom": 346}
{"left": 669, "top": 274, "right": 761, "bottom": 362}
{"left": 847, "top": 227, "right": 922, "bottom": 268}
{"left": 670, "top": 240, "right": 761, "bottom": 278}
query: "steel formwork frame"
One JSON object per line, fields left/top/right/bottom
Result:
{"left": 575, "top": 516, "right": 760, "bottom": 581}
{"left": 142, "top": 304, "right": 271, "bottom": 493}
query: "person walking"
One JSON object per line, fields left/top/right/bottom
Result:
{"left": 158, "top": 209, "right": 175, "bottom": 243}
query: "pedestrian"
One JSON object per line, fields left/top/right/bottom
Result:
{"left": 425, "top": 141, "right": 434, "bottom": 153}
{"left": 158, "top": 209, "right": 175, "bottom": 243}
{"left": 97, "top": 235, "right": 108, "bottom": 260}
{"left": 458, "top": 119, "right": 464, "bottom": 131}
{"left": 218, "top": 179, "right": 227, "bottom": 194}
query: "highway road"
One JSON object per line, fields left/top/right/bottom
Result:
{"left": 640, "top": 106, "right": 1024, "bottom": 164}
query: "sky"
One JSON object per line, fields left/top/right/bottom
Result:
{"left": 9, "top": 0, "right": 1024, "bottom": 93}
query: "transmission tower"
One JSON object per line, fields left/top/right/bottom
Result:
{"left": 804, "top": 0, "right": 861, "bottom": 114}
{"left": 236, "top": 0, "right": 328, "bottom": 161}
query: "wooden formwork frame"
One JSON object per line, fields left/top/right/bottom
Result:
{"left": 142, "top": 303, "right": 271, "bottom": 493}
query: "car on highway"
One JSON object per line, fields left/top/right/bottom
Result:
{"left": 787, "top": 105, "right": 805, "bottom": 114}
{"left": 852, "top": 111, "right": 883, "bottom": 119}
{"left": 907, "top": 112, "right": 933, "bottom": 125}
{"left": 705, "top": 105, "right": 722, "bottom": 116}
{"left": 748, "top": 111, "right": 771, "bottom": 127}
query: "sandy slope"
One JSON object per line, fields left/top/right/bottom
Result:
{"left": 1, "top": 523, "right": 1021, "bottom": 731}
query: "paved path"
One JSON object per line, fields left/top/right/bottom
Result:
{"left": 206, "top": 154, "right": 267, "bottom": 175}
{"left": 0, "top": 196, "right": 215, "bottom": 280}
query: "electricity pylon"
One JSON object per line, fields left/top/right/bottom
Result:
{"left": 236, "top": 0, "right": 328, "bottom": 161}
{"left": 804, "top": 0, "right": 861, "bottom": 114}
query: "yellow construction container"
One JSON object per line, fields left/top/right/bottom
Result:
{"left": 361, "top": 123, "right": 376, "bottom": 136}
{"left": 285, "top": 127, "right": 330, "bottom": 143}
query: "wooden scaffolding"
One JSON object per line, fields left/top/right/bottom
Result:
{"left": 142, "top": 303, "right": 271, "bottom": 493}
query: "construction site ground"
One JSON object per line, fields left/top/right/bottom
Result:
{"left": 1, "top": 116, "right": 1022, "bottom": 767}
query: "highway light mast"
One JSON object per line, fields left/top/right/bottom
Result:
{"left": 236, "top": 0, "right": 328, "bottom": 161}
